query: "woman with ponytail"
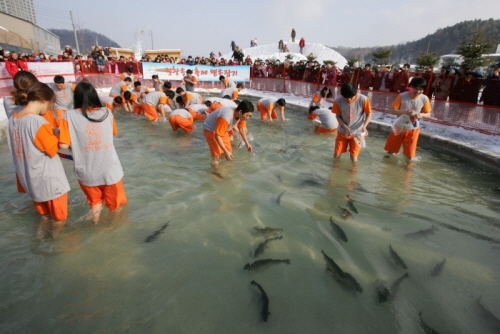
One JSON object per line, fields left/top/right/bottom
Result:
{"left": 8, "top": 82, "right": 70, "bottom": 222}
{"left": 4, "top": 71, "right": 58, "bottom": 128}
{"left": 58, "top": 82, "right": 127, "bottom": 223}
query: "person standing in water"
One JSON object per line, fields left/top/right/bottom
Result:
{"left": 332, "top": 83, "right": 372, "bottom": 163}
{"left": 59, "top": 82, "right": 127, "bottom": 223}
{"left": 383, "top": 77, "right": 431, "bottom": 161}
{"left": 8, "top": 82, "right": 70, "bottom": 222}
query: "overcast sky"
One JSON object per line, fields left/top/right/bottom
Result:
{"left": 34, "top": 0, "right": 500, "bottom": 57}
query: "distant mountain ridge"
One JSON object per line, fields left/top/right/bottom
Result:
{"left": 330, "top": 19, "right": 500, "bottom": 64}
{"left": 48, "top": 28, "right": 120, "bottom": 54}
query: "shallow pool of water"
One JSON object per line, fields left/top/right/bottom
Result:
{"left": 0, "top": 95, "right": 499, "bottom": 333}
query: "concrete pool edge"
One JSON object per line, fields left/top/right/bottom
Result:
{"left": 368, "top": 120, "right": 500, "bottom": 171}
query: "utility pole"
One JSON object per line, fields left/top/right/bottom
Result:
{"left": 70, "top": 11, "right": 80, "bottom": 55}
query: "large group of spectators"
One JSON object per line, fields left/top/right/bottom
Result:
{"left": 2, "top": 44, "right": 499, "bottom": 107}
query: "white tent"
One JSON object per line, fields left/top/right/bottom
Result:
{"left": 223, "top": 42, "right": 347, "bottom": 68}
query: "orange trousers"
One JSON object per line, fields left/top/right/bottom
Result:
{"left": 79, "top": 179, "right": 127, "bottom": 211}
{"left": 334, "top": 132, "right": 361, "bottom": 157}
{"left": 384, "top": 128, "right": 420, "bottom": 158}
{"left": 34, "top": 192, "right": 69, "bottom": 221}
{"left": 142, "top": 103, "right": 159, "bottom": 121}
{"left": 256, "top": 102, "right": 277, "bottom": 120}
{"left": 204, "top": 129, "right": 232, "bottom": 158}
{"left": 169, "top": 115, "right": 194, "bottom": 132}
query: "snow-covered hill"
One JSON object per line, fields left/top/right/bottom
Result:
{"left": 222, "top": 42, "right": 347, "bottom": 68}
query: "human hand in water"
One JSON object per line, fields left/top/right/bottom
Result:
{"left": 224, "top": 151, "right": 234, "bottom": 161}
{"left": 247, "top": 144, "right": 253, "bottom": 153}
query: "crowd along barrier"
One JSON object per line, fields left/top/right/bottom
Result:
{"left": 1, "top": 63, "right": 498, "bottom": 135}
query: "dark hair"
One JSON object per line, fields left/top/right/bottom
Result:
{"left": 236, "top": 83, "right": 243, "bottom": 88}
{"left": 223, "top": 95, "right": 231, "bottom": 99}
{"left": 123, "top": 91, "right": 132, "bottom": 100}
{"left": 113, "top": 96, "right": 123, "bottom": 104}
{"left": 403, "top": 63, "right": 410, "bottom": 68}
{"left": 53, "top": 75, "right": 65, "bottom": 84}
{"left": 219, "top": 75, "right": 225, "bottom": 81}
{"left": 176, "top": 87, "right": 185, "bottom": 94}
{"left": 12, "top": 71, "right": 38, "bottom": 97}
{"left": 133, "top": 81, "right": 142, "bottom": 87}
{"left": 309, "top": 105, "right": 320, "bottom": 114}
{"left": 165, "top": 90, "right": 175, "bottom": 99}
{"left": 204, "top": 100, "right": 212, "bottom": 107}
{"left": 340, "top": 83, "right": 357, "bottom": 98}
{"left": 276, "top": 98, "right": 286, "bottom": 107}
{"left": 14, "top": 81, "right": 55, "bottom": 106}
{"left": 236, "top": 100, "right": 254, "bottom": 113}
{"left": 124, "top": 77, "right": 132, "bottom": 82}
{"left": 321, "top": 86, "right": 332, "bottom": 98}
{"left": 176, "top": 96, "right": 184, "bottom": 104}
{"left": 234, "top": 99, "right": 241, "bottom": 105}
{"left": 128, "top": 66, "right": 134, "bottom": 72}
{"left": 152, "top": 74, "right": 158, "bottom": 79}
{"left": 365, "top": 63, "right": 371, "bottom": 67}
{"left": 73, "top": 82, "right": 107, "bottom": 122}
{"left": 186, "top": 69, "right": 193, "bottom": 74}
{"left": 410, "top": 77, "right": 427, "bottom": 89}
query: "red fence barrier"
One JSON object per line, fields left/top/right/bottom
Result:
{"left": 2, "top": 72, "right": 498, "bottom": 135}
{"left": 250, "top": 77, "right": 500, "bottom": 135}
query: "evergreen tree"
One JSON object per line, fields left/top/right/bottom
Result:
{"left": 371, "top": 48, "right": 392, "bottom": 65}
{"left": 455, "top": 29, "right": 495, "bottom": 69}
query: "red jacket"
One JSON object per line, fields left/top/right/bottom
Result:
{"left": 299, "top": 38, "right": 305, "bottom": 48}
{"left": 5, "top": 57, "right": 28, "bottom": 76}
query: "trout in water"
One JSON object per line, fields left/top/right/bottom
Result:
{"left": 145, "top": 220, "right": 171, "bottom": 243}
{"left": 244, "top": 259, "right": 290, "bottom": 271}
{"left": 250, "top": 280, "right": 270, "bottom": 322}
{"left": 254, "top": 236, "right": 283, "bottom": 258}
{"left": 321, "top": 250, "right": 362, "bottom": 293}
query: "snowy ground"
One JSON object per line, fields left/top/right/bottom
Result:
{"left": 222, "top": 43, "right": 348, "bottom": 68}
{"left": 1, "top": 87, "right": 499, "bottom": 156}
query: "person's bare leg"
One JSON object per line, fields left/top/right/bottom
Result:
{"left": 91, "top": 202, "right": 103, "bottom": 224}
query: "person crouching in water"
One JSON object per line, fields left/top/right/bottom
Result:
{"left": 203, "top": 100, "right": 254, "bottom": 167}
{"left": 59, "top": 82, "right": 127, "bottom": 223}
{"left": 8, "top": 82, "right": 70, "bottom": 224}
{"left": 333, "top": 83, "right": 372, "bottom": 163}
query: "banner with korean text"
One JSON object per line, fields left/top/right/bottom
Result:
{"left": 0, "top": 62, "right": 75, "bottom": 96}
{"left": 141, "top": 63, "right": 250, "bottom": 82}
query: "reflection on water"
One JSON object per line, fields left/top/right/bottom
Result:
{"left": 0, "top": 95, "right": 499, "bottom": 333}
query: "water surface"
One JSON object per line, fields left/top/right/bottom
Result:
{"left": 0, "top": 95, "right": 499, "bottom": 333}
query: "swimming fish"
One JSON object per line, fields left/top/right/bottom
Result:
{"left": 254, "top": 236, "right": 283, "bottom": 258}
{"left": 250, "top": 280, "right": 270, "bottom": 322}
{"left": 276, "top": 174, "right": 283, "bottom": 183}
{"left": 321, "top": 250, "right": 362, "bottom": 293}
{"left": 338, "top": 206, "right": 352, "bottom": 219}
{"left": 430, "top": 259, "right": 446, "bottom": 277}
{"left": 212, "top": 171, "right": 224, "bottom": 179}
{"left": 276, "top": 190, "right": 286, "bottom": 205}
{"left": 404, "top": 225, "right": 438, "bottom": 239}
{"left": 377, "top": 272, "right": 409, "bottom": 303}
{"left": 299, "top": 172, "right": 328, "bottom": 186}
{"left": 389, "top": 245, "right": 408, "bottom": 269}
{"left": 329, "top": 216, "right": 348, "bottom": 242}
{"left": 244, "top": 259, "right": 290, "bottom": 271}
{"left": 418, "top": 312, "right": 441, "bottom": 334}
{"left": 144, "top": 220, "right": 171, "bottom": 243}
{"left": 253, "top": 227, "right": 283, "bottom": 237}
{"left": 346, "top": 195, "right": 358, "bottom": 214}
{"left": 477, "top": 296, "right": 500, "bottom": 332}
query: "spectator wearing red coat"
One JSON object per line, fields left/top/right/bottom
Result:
{"left": 5, "top": 51, "right": 28, "bottom": 77}
{"left": 359, "top": 64, "right": 375, "bottom": 90}
{"left": 299, "top": 38, "right": 305, "bottom": 54}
